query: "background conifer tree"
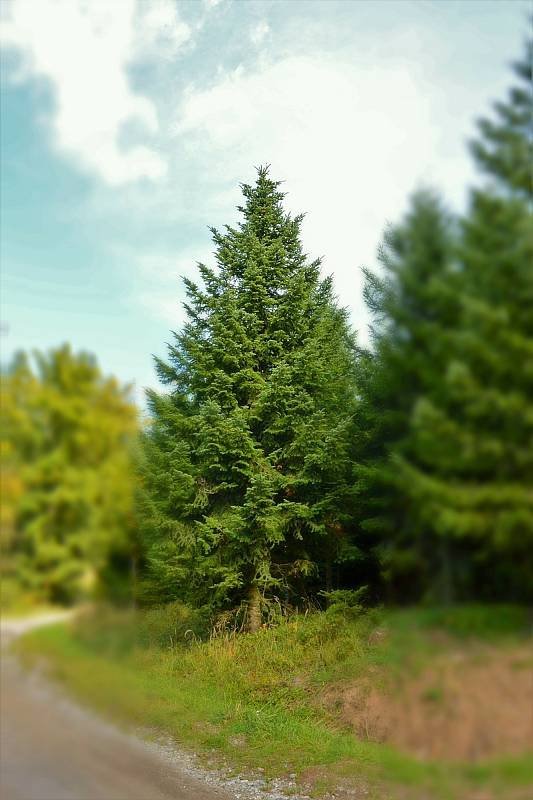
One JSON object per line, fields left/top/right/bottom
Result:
{"left": 356, "top": 190, "right": 458, "bottom": 600}
{"left": 142, "top": 168, "right": 358, "bottom": 629}
{"left": 398, "top": 37, "right": 533, "bottom": 601}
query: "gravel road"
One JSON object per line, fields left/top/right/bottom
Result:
{"left": 0, "top": 614, "right": 234, "bottom": 800}
{"left": 0, "top": 615, "right": 314, "bottom": 800}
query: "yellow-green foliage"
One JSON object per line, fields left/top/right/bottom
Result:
{"left": 1, "top": 346, "right": 138, "bottom": 607}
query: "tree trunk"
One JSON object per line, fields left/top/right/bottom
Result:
{"left": 438, "top": 538, "right": 454, "bottom": 605}
{"left": 247, "top": 583, "right": 261, "bottom": 633}
{"left": 325, "top": 559, "right": 333, "bottom": 593}
{"left": 130, "top": 553, "right": 138, "bottom": 610}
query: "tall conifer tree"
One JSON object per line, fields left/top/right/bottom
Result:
{"left": 142, "top": 168, "right": 357, "bottom": 628}
{"left": 357, "top": 191, "right": 458, "bottom": 599}
{"left": 399, "top": 37, "right": 533, "bottom": 600}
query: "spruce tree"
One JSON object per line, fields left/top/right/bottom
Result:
{"left": 142, "top": 168, "right": 358, "bottom": 628}
{"left": 399, "top": 37, "right": 533, "bottom": 600}
{"left": 356, "top": 190, "right": 458, "bottom": 600}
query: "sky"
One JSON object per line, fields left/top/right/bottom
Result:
{"left": 1, "top": 0, "right": 529, "bottom": 402}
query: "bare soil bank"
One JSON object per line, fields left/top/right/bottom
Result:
{"left": 321, "top": 640, "right": 533, "bottom": 761}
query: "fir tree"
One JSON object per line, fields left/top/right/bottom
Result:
{"left": 399, "top": 36, "right": 533, "bottom": 600}
{"left": 470, "top": 36, "right": 532, "bottom": 196}
{"left": 357, "top": 190, "right": 458, "bottom": 600}
{"left": 142, "top": 168, "right": 358, "bottom": 629}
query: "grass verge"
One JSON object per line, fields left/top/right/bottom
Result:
{"left": 15, "top": 604, "right": 533, "bottom": 800}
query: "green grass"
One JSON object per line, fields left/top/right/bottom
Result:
{"left": 15, "top": 604, "right": 533, "bottom": 800}
{"left": 388, "top": 604, "right": 532, "bottom": 639}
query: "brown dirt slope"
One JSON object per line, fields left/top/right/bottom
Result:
{"left": 321, "top": 642, "right": 533, "bottom": 761}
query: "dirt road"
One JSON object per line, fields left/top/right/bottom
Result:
{"left": 0, "top": 615, "right": 232, "bottom": 800}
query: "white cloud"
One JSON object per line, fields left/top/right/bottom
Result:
{"left": 1, "top": 0, "right": 190, "bottom": 185}
{"left": 175, "top": 53, "right": 470, "bottom": 339}
{"left": 250, "top": 20, "right": 270, "bottom": 46}
{"left": 135, "top": 0, "right": 191, "bottom": 58}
